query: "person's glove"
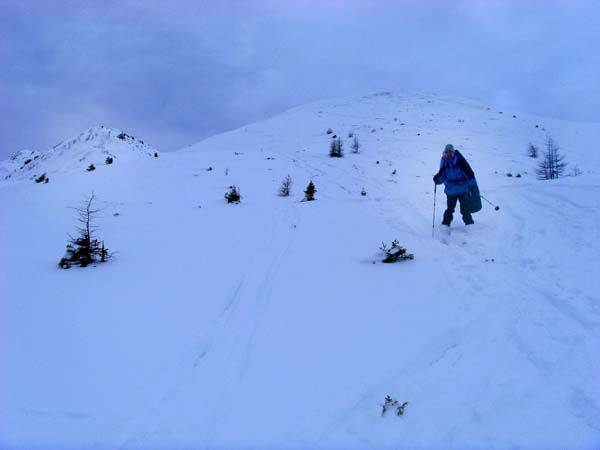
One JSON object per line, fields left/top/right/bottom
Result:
{"left": 433, "top": 174, "right": 441, "bottom": 184}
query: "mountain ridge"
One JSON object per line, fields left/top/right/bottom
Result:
{"left": 0, "top": 125, "right": 158, "bottom": 183}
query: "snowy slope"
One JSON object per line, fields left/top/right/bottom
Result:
{"left": 0, "top": 125, "right": 157, "bottom": 183}
{"left": 1, "top": 92, "right": 599, "bottom": 450}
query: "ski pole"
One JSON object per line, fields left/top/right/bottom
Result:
{"left": 432, "top": 184, "right": 437, "bottom": 237}
{"left": 480, "top": 194, "right": 500, "bottom": 211}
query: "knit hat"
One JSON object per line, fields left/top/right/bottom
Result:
{"left": 444, "top": 144, "right": 455, "bottom": 153}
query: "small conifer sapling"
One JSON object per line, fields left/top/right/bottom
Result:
{"left": 225, "top": 185, "right": 241, "bottom": 203}
{"left": 329, "top": 138, "right": 343, "bottom": 157}
{"left": 278, "top": 175, "right": 292, "bottom": 197}
{"left": 59, "top": 193, "right": 112, "bottom": 268}
{"left": 304, "top": 181, "right": 316, "bottom": 201}
{"left": 527, "top": 143, "right": 538, "bottom": 158}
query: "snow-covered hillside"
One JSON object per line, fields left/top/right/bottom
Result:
{"left": 0, "top": 125, "right": 157, "bottom": 183}
{"left": 1, "top": 92, "right": 599, "bottom": 450}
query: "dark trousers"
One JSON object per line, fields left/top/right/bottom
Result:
{"left": 443, "top": 193, "right": 473, "bottom": 225}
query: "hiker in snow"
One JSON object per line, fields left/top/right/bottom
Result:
{"left": 433, "top": 144, "right": 478, "bottom": 226}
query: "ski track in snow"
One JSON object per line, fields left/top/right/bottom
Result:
{"left": 117, "top": 197, "right": 300, "bottom": 450}
{"left": 314, "top": 175, "right": 600, "bottom": 448}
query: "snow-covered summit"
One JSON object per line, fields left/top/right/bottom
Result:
{"left": 0, "top": 125, "right": 157, "bottom": 182}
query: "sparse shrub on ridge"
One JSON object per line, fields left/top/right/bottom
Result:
{"left": 278, "top": 175, "right": 292, "bottom": 197}
{"left": 329, "top": 138, "right": 343, "bottom": 157}
{"left": 351, "top": 136, "right": 360, "bottom": 154}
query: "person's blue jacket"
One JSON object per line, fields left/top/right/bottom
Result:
{"left": 433, "top": 150, "right": 477, "bottom": 195}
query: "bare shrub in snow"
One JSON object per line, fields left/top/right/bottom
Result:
{"left": 361, "top": 188, "right": 367, "bottom": 196}
{"left": 303, "top": 181, "right": 316, "bottom": 201}
{"left": 381, "top": 395, "right": 409, "bottom": 417}
{"left": 35, "top": 173, "right": 49, "bottom": 184}
{"left": 59, "top": 193, "right": 111, "bottom": 269}
{"left": 225, "top": 185, "right": 241, "bottom": 203}
{"left": 86, "top": 164, "right": 96, "bottom": 172}
{"left": 105, "top": 156, "right": 113, "bottom": 164}
{"left": 278, "top": 175, "right": 292, "bottom": 197}
{"left": 537, "top": 137, "right": 567, "bottom": 180}
{"left": 379, "top": 240, "right": 414, "bottom": 263}
{"left": 326, "top": 128, "right": 333, "bottom": 135}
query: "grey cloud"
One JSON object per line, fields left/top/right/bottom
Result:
{"left": 1, "top": 0, "right": 599, "bottom": 157}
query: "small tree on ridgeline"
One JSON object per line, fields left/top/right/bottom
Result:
{"left": 537, "top": 137, "right": 567, "bottom": 180}
{"left": 304, "top": 181, "right": 316, "bottom": 201}
{"left": 527, "top": 143, "right": 538, "bottom": 158}
{"left": 351, "top": 136, "right": 360, "bottom": 154}
{"left": 59, "top": 193, "right": 111, "bottom": 268}
{"left": 278, "top": 175, "right": 292, "bottom": 197}
{"left": 329, "top": 138, "right": 343, "bottom": 157}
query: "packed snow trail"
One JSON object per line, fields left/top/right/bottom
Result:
{"left": 1, "top": 93, "right": 599, "bottom": 449}
{"left": 316, "top": 179, "right": 600, "bottom": 449}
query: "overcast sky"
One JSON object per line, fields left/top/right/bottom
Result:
{"left": 1, "top": 0, "right": 599, "bottom": 157}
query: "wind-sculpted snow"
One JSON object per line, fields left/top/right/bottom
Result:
{"left": 1, "top": 93, "right": 599, "bottom": 449}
